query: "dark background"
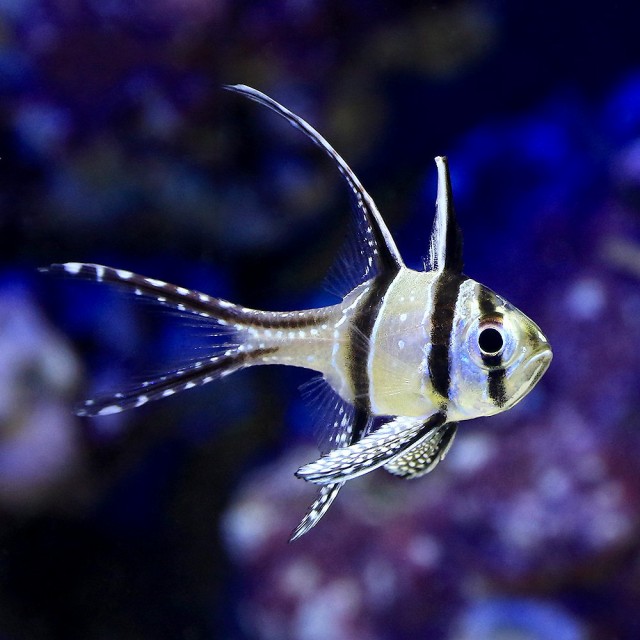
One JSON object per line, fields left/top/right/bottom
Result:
{"left": 2, "top": 1, "right": 640, "bottom": 638}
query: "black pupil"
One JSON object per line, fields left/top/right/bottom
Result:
{"left": 478, "top": 327, "right": 503, "bottom": 354}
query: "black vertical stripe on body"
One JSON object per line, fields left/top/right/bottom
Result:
{"left": 477, "top": 288, "right": 507, "bottom": 407}
{"left": 347, "top": 270, "right": 399, "bottom": 440}
{"left": 428, "top": 272, "right": 466, "bottom": 403}
{"left": 350, "top": 406, "right": 372, "bottom": 447}
{"left": 487, "top": 369, "right": 507, "bottom": 407}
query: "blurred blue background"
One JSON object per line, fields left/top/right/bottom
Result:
{"left": 2, "top": 1, "right": 640, "bottom": 638}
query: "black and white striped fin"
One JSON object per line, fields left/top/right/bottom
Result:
{"left": 75, "top": 349, "right": 273, "bottom": 417}
{"left": 427, "top": 156, "right": 463, "bottom": 273}
{"left": 41, "top": 263, "right": 249, "bottom": 323}
{"left": 289, "top": 482, "right": 342, "bottom": 542}
{"left": 296, "top": 412, "right": 446, "bottom": 485}
{"left": 384, "top": 421, "right": 457, "bottom": 479}
{"left": 224, "top": 84, "right": 404, "bottom": 282}
{"left": 40, "top": 262, "right": 283, "bottom": 417}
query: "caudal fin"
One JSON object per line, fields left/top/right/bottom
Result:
{"left": 75, "top": 350, "right": 275, "bottom": 416}
{"left": 42, "top": 263, "right": 257, "bottom": 323}
{"left": 41, "top": 262, "right": 277, "bottom": 416}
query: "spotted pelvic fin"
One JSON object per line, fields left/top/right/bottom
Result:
{"left": 383, "top": 421, "right": 457, "bottom": 478}
{"left": 296, "top": 412, "right": 447, "bottom": 485}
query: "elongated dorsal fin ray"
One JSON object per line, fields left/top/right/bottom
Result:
{"left": 223, "top": 84, "right": 404, "bottom": 281}
{"left": 428, "top": 156, "right": 463, "bottom": 273}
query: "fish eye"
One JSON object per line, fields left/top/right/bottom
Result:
{"left": 467, "top": 314, "right": 516, "bottom": 369}
{"left": 478, "top": 327, "right": 504, "bottom": 355}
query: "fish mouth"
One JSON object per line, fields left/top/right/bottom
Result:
{"left": 503, "top": 347, "right": 552, "bottom": 411}
{"left": 525, "top": 347, "right": 553, "bottom": 385}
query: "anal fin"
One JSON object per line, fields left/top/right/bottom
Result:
{"left": 291, "top": 379, "right": 374, "bottom": 539}
{"left": 289, "top": 482, "right": 343, "bottom": 542}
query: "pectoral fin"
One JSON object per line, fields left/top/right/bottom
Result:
{"left": 296, "top": 413, "right": 446, "bottom": 485}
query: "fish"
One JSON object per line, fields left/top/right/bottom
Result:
{"left": 42, "top": 84, "right": 552, "bottom": 541}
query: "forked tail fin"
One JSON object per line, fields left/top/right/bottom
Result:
{"left": 75, "top": 349, "right": 276, "bottom": 417}
{"left": 41, "top": 262, "right": 282, "bottom": 416}
{"left": 42, "top": 262, "right": 262, "bottom": 323}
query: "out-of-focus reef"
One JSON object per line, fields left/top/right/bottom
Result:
{"left": 0, "top": 284, "right": 82, "bottom": 510}
{"left": 2, "top": 0, "right": 640, "bottom": 638}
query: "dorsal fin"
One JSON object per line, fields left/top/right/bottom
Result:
{"left": 223, "top": 84, "right": 404, "bottom": 282}
{"left": 427, "top": 156, "right": 463, "bottom": 273}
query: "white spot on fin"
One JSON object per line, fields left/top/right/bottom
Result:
{"left": 64, "top": 262, "right": 83, "bottom": 274}
{"left": 97, "top": 405, "right": 123, "bottom": 416}
{"left": 135, "top": 396, "right": 149, "bottom": 407}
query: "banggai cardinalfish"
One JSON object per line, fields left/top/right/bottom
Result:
{"left": 44, "top": 85, "right": 552, "bottom": 541}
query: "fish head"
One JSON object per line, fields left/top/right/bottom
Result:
{"left": 447, "top": 280, "right": 552, "bottom": 420}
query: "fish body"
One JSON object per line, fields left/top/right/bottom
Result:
{"left": 43, "top": 85, "right": 552, "bottom": 540}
